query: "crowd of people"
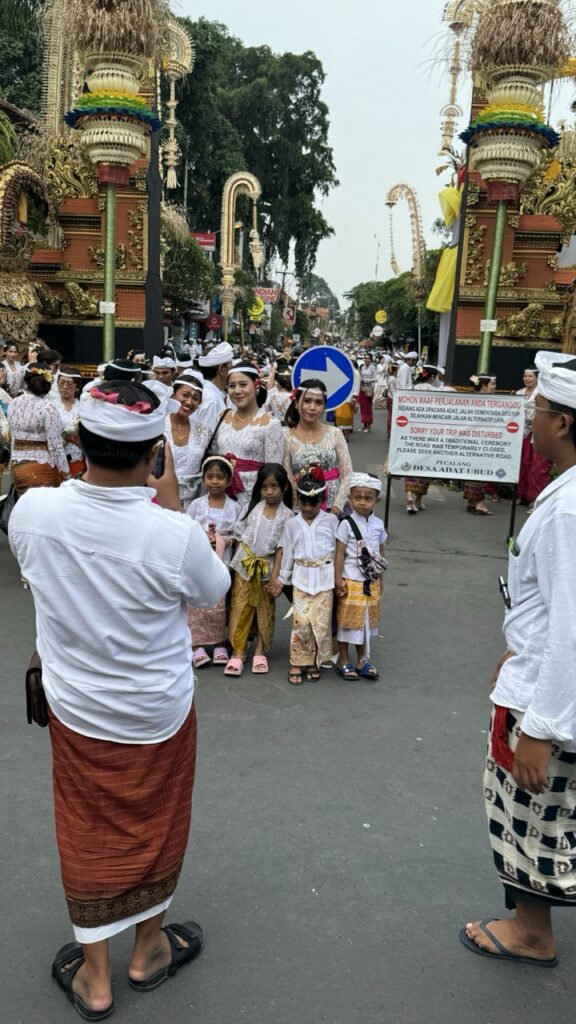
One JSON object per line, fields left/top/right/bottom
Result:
{"left": 1, "top": 336, "right": 389, "bottom": 685}
{"left": 4, "top": 332, "right": 576, "bottom": 1015}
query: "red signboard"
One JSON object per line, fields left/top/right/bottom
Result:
{"left": 191, "top": 232, "right": 217, "bottom": 252}
{"left": 254, "top": 287, "right": 278, "bottom": 303}
{"left": 284, "top": 304, "right": 296, "bottom": 325}
{"left": 206, "top": 313, "right": 222, "bottom": 330}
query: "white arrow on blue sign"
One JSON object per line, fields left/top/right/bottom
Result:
{"left": 292, "top": 346, "right": 356, "bottom": 412}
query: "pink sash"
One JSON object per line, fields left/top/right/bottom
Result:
{"left": 224, "top": 452, "right": 263, "bottom": 497}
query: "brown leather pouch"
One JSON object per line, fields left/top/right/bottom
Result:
{"left": 26, "top": 650, "right": 49, "bottom": 728}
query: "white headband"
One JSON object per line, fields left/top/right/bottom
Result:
{"left": 152, "top": 356, "right": 176, "bottom": 369}
{"left": 79, "top": 380, "right": 179, "bottom": 441}
{"left": 173, "top": 376, "right": 203, "bottom": 392}
{"left": 349, "top": 472, "right": 382, "bottom": 493}
{"left": 228, "top": 365, "right": 259, "bottom": 377}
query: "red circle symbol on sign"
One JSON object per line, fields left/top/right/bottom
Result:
{"left": 396, "top": 415, "right": 408, "bottom": 428}
{"left": 206, "top": 313, "right": 222, "bottom": 330}
{"left": 506, "top": 421, "right": 519, "bottom": 433}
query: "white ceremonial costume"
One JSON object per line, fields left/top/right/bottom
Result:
{"left": 165, "top": 414, "right": 211, "bottom": 510}
{"left": 278, "top": 510, "right": 338, "bottom": 594}
{"left": 492, "top": 465, "right": 576, "bottom": 748}
{"left": 187, "top": 493, "right": 241, "bottom": 564}
{"left": 217, "top": 416, "right": 285, "bottom": 513}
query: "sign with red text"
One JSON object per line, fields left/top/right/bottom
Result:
{"left": 191, "top": 232, "right": 216, "bottom": 252}
{"left": 254, "top": 287, "right": 278, "bottom": 303}
{"left": 388, "top": 392, "right": 525, "bottom": 482}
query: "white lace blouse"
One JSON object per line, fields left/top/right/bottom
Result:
{"left": 215, "top": 413, "right": 285, "bottom": 513}
{"left": 284, "top": 425, "right": 352, "bottom": 512}
{"left": 165, "top": 415, "right": 211, "bottom": 510}
{"left": 8, "top": 392, "right": 69, "bottom": 474}
{"left": 57, "top": 398, "right": 83, "bottom": 462}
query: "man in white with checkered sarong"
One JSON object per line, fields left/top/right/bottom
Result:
{"left": 461, "top": 354, "right": 576, "bottom": 969}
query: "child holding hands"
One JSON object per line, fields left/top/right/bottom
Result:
{"left": 225, "top": 463, "right": 293, "bottom": 677}
{"left": 271, "top": 468, "right": 338, "bottom": 685}
{"left": 187, "top": 456, "right": 240, "bottom": 667}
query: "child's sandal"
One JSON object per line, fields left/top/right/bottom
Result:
{"left": 336, "top": 663, "right": 359, "bottom": 681}
{"left": 304, "top": 666, "right": 321, "bottom": 682}
{"left": 357, "top": 660, "right": 379, "bottom": 680}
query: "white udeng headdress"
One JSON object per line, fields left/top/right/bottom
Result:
{"left": 349, "top": 472, "right": 382, "bottom": 493}
{"left": 79, "top": 380, "right": 179, "bottom": 441}
{"left": 538, "top": 356, "right": 576, "bottom": 409}
{"left": 152, "top": 356, "right": 176, "bottom": 369}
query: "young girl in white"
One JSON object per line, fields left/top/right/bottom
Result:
{"left": 187, "top": 456, "right": 240, "bottom": 668}
{"left": 334, "top": 473, "right": 387, "bottom": 681}
{"left": 225, "top": 463, "right": 293, "bottom": 677}
{"left": 271, "top": 469, "right": 338, "bottom": 685}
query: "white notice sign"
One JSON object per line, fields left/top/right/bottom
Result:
{"left": 480, "top": 318, "right": 497, "bottom": 332}
{"left": 99, "top": 300, "right": 116, "bottom": 315}
{"left": 388, "top": 392, "right": 525, "bottom": 483}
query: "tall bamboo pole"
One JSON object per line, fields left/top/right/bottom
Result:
{"left": 102, "top": 182, "right": 117, "bottom": 362}
{"left": 477, "top": 199, "right": 506, "bottom": 374}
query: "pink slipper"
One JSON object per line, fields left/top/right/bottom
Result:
{"left": 212, "top": 646, "right": 229, "bottom": 664}
{"left": 224, "top": 657, "right": 244, "bottom": 676}
{"left": 193, "top": 647, "right": 211, "bottom": 668}
{"left": 251, "top": 655, "right": 269, "bottom": 674}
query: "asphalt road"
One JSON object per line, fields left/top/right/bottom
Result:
{"left": 1, "top": 410, "right": 573, "bottom": 1024}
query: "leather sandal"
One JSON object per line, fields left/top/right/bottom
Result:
{"left": 128, "top": 921, "right": 204, "bottom": 992}
{"left": 52, "top": 943, "right": 114, "bottom": 1021}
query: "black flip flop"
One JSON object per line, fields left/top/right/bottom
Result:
{"left": 128, "top": 920, "right": 205, "bottom": 992}
{"left": 459, "top": 920, "right": 558, "bottom": 968}
{"left": 52, "top": 943, "right": 114, "bottom": 1021}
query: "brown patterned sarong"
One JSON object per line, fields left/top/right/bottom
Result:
{"left": 290, "top": 587, "right": 333, "bottom": 666}
{"left": 49, "top": 703, "right": 197, "bottom": 929}
{"left": 11, "top": 460, "right": 63, "bottom": 496}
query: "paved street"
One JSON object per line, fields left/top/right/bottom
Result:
{"left": 1, "top": 410, "right": 574, "bottom": 1024}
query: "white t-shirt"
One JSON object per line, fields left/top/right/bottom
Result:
{"left": 9, "top": 479, "right": 230, "bottom": 744}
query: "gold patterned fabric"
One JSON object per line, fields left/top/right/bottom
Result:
{"left": 290, "top": 587, "right": 333, "bottom": 667}
{"left": 229, "top": 573, "right": 275, "bottom": 656}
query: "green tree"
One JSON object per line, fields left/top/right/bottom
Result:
{"left": 0, "top": 22, "right": 43, "bottom": 112}
{"left": 0, "top": 0, "right": 41, "bottom": 33}
{"left": 174, "top": 18, "right": 337, "bottom": 281}
{"left": 294, "top": 309, "right": 310, "bottom": 341}
{"left": 162, "top": 236, "right": 217, "bottom": 319}
{"left": 345, "top": 250, "right": 442, "bottom": 343}
{"left": 299, "top": 272, "right": 340, "bottom": 312}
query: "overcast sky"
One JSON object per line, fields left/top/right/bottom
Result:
{"left": 179, "top": 0, "right": 573, "bottom": 303}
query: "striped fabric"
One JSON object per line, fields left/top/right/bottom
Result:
{"left": 485, "top": 708, "right": 576, "bottom": 905}
{"left": 336, "top": 579, "right": 379, "bottom": 632}
{"left": 49, "top": 703, "right": 197, "bottom": 929}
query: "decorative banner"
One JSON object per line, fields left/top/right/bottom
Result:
{"left": 388, "top": 392, "right": 525, "bottom": 483}
{"left": 374, "top": 309, "right": 388, "bottom": 324}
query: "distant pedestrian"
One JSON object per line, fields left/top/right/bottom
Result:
{"left": 358, "top": 353, "right": 376, "bottom": 432}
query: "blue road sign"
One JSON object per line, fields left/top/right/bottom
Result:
{"left": 292, "top": 346, "right": 355, "bottom": 412}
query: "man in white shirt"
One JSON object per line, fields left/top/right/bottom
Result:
{"left": 461, "top": 355, "right": 576, "bottom": 969}
{"left": 9, "top": 378, "right": 230, "bottom": 1018}
{"left": 396, "top": 350, "right": 417, "bottom": 390}
{"left": 194, "top": 341, "right": 233, "bottom": 433}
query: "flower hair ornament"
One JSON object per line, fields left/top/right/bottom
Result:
{"left": 296, "top": 465, "right": 327, "bottom": 496}
{"left": 469, "top": 375, "right": 480, "bottom": 386}
{"left": 29, "top": 366, "right": 53, "bottom": 383}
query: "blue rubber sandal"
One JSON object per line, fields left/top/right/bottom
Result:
{"left": 459, "top": 920, "right": 558, "bottom": 968}
{"left": 336, "top": 663, "right": 359, "bottom": 680}
{"left": 357, "top": 661, "right": 379, "bottom": 680}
